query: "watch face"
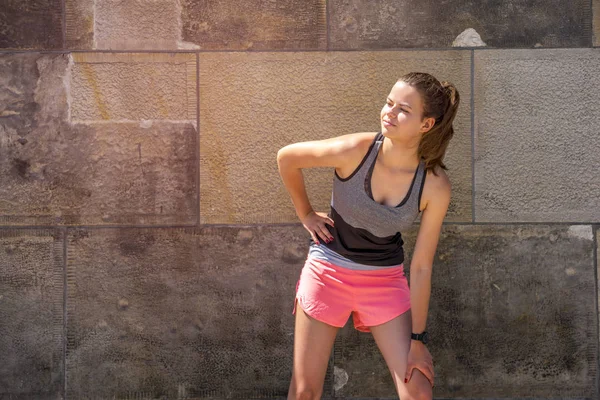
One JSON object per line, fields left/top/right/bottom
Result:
{"left": 422, "top": 332, "right": 429, "bottom": 344}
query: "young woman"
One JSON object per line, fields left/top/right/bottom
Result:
{"left": 277, "top": 72, "right": 459, "bottom": 400}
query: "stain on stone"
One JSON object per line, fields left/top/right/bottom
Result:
{"left": 12, "top": 158, "right": 30, "bottom": 178}
{"left": 281, "top": 243, "right": 306, "bottom": 264}
{"left": 118, "top": 232, "right": 156, "bottom": 256}
{"left": 0, "top": 0, "right": 64, "bottom": 49}
{"left": 117, "top": 298, "right": 129, "bottom": 310}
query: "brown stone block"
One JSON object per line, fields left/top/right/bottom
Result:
{"left": 0, "top": 54, "right": 197, "bottom": 226}
{"left": 65, "top": 225, "right": 326, "bottom": 398}
{"left": 474, "top": 49, "right": 600, "bottom": 222}
{"left": 199, "top": 51, "right": 472, "bottom": 224}
{"left": 181, "top": 0, "right": 326, "bottom": 50}
{"left": 0, "top": 229, "right": 64, "bottom": 397}
{"left": 71, "top": 53, "right": 197, "bottom": 122}
{"left": 334, "top": 224, "right": 596, "bottom": 397}
{"left": 0, "top": 0, "right": 63, "bottom": 50}
{"left": 330, "top": 0, "right": 592, "bottom": 50}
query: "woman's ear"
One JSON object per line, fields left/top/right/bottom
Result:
{"left": 420, "top": 117, "right": 435, "bottom": 134}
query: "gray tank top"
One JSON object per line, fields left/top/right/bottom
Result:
{"left": 307, "top": 131, "right": 427, "bottom": 267}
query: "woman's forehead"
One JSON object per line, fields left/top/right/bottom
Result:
{"left": 388, "top": 81, "right": 422, "bottom": 108}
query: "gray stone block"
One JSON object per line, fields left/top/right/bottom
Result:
{"left": 0, "top": 0, "right": 63, "bottom": 50}
{"left": 474, "top": 49, "right": 600, "bottom": 222}
{"left": 0, "top": 53, "right": 197, "bottom": 226}
{"left": 330, "top": 0, "right": 592, "bottom": 49}
{"left": 334, "top": 224, "right": 596, "bottom": 398}
{"left": 0, "top": 229, "right": 64, "bottom": 398}
{"left": 66, "top": 225, "right": 328, "bottom": 398}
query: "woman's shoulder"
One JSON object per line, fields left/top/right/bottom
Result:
{"left": 421, "top": 165, "right": 451, "bottom": 210}
{"left": 425, "top": 165, "right": 450, "bottom": 187}
{"left": 334, "top": 131, "right": 379, "bottom": 148}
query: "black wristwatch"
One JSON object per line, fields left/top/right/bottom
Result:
{"left": 411, "top": 331, "right": 429, "bottom": 344}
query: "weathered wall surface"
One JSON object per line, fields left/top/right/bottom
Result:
{"left": 0, "top": 0, "right": 599, "bottom": 399}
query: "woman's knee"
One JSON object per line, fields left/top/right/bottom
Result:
{"left": 402, "top": 386, "right": 433, "bottom": 400}
{"left": 292, "top": 386, "right": 323, "bottom": 400}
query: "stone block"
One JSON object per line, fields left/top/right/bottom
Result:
{"left": 70, "top": 53, "right": 197, "bottom": 122}
{"left": 65, "top": 225, "right": 327, "bottom": 398}
{"left": 0, "top": 229, "right": 64, "bottom": 398}
{"left": 0, "top": 0, "right": 63, "bottom": 50}
{"left": 595, "top": 0, "right": 600, "bottom": 47}
{"left": 199, "top": 51, "right": 472, "bottom": 224}
{"left": 330, "top": 0, "right": 592, "bottom": 49}
{"left": 0, "top": 53, "right": 197, "bottom": 226}
{"left": 181, "top": 0, "right": 326, "bottom": 50}
{"left": 65, "top": 0, "right": 94, "bottom": 49}
{"left": 94, "top": 0, "right": 179, "bottom": 50}
{"left": 474, "top": 49, "right": 600, "bottom": 222}
{"left": 334, "top": 224, "right": 596, "bottom": 398}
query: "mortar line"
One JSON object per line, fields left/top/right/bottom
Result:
{"left": 0, "top": 46, "right": 562, "bottom": 55}
{"left": 62, "top": 226, "right": 67, "bottom": 399}
{"left": 196, "top": 52, "right": 201, "bottom": 227}
{"left": 593, "top": 225, "right": 599, "bottom": 400}
{"left": 0, "top": 221, "right": 600, "bottom": 230}
{"left": 470, "top": 49, "right": 476, "bottom": 223}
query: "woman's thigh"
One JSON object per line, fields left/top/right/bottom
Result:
{"left": 369, "top": 309, "right": 433, "bottom": 400}
{"left": 288, "top": 302, "right": 339, "bottom": 400}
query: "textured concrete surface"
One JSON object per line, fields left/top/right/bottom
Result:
{"left": 181, "top": 0, "right": 327, "bottom": 50}
{"left": 199, "top": 51, "right": 472, "bottom": 224}
{"left": 329, "top": 0, "right": 593, "bottom": 49}
{"left": 0, "top": 0, "right": 63, "bottom": 50}
{"left": 65, "top": 225, "right": 322, "bottom": 398}
{"left": 0, "top": 53, "right": 197, "bottom": 225}
{"left": 94, "top": 0, "right": 179, "bottom": 50}
{"left": 335, "top": 224, "right": 597, "bottom": 398}
{"left": 0, "top": 229, "right": 64, "bottom": 398}
{"left": 70, "top": 53, "right": 197, "bottom": 122}
{"left": 474, "top": 49, "right": 600, "bottom": 222}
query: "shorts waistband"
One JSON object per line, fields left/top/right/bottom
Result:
{"left": 307, "top": 244, "right": 403, "bottom": 271}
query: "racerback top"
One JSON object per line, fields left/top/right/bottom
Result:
{"left": 307, "top": 131, "right": 427, "bottom": 267}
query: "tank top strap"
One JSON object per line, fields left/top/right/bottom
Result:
{"left": 411, "top": 159, "right": 427, "bottom": 211}
{"left": 360, "top": 132, "right": 384, "bottom": 176}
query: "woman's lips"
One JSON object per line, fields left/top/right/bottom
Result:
{"left": 383, "top": 120, "right": 395, "bottom": 127}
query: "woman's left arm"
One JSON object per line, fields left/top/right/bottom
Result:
{"left": 405, "top": 170, "right": 451, "bottom": 385}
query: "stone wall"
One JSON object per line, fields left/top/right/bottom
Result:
{"left": 0, "top": 1, "right": 598, "bottom": 399}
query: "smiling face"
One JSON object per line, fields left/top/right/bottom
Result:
{"left": 380, "top": 80, "right": 434, "bottom": 141}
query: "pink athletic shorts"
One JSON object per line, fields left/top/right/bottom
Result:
{"left": 293, "top": 256, "right": 411, "bottom": 332}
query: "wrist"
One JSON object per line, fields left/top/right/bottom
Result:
{"left": 410, "top": 331, "right": 429, "bottom": 345}
{"left": 299, "top": 208, "right": 314, "bottom": 218}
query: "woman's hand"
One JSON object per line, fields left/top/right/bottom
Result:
{"left": 300, "top": 211, "right": 335, "bottom": 245}
{"left": 405, "top": 341, "right": 434, "bottom": 387}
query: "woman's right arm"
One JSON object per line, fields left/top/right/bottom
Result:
{"left": 276, "top": 132, "right": 371, "bottom": 243}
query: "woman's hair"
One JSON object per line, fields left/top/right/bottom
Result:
{"left": 397, "top": 72, "right": 460, "bottom": 175}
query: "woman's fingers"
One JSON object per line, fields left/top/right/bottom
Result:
{"left": 316, "top": 224, "right": 333, "bottom": 242}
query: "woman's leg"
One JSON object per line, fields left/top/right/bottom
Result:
{"left": 288, "top": 302, "right": 339, "bottom": 400}
{"left": 369, "top": 309, "right": 433, "bottom": 400}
